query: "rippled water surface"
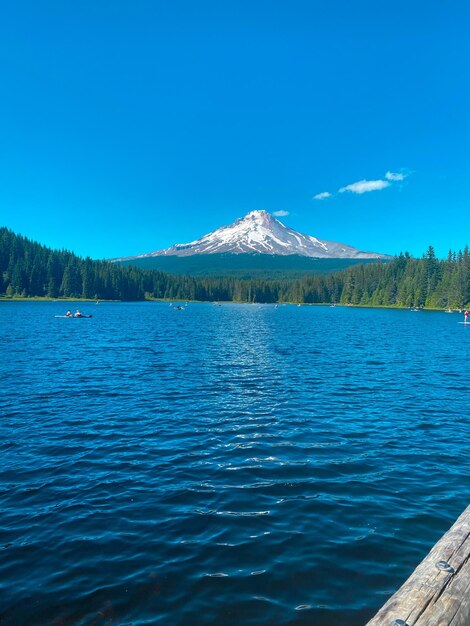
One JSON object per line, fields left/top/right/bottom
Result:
{"left": 1, "top": 301, "right": 470, "bottom": 626}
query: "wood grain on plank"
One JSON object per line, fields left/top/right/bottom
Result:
{"left": 365, "top": 505, "right": 470, "bottom": 625}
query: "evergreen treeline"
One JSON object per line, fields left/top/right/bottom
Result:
{"left": 1, "top": 227, "right": 470, "bottom": 308}
{"left": 0, "top": 227, "right": 234, "bottom": 301}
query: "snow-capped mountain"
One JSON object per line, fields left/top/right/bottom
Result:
{"left": 116, "top": 210, "right": 388, "bottom": 260}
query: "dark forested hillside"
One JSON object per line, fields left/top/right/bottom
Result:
{"left": 335, "top": 246, "right": 470, "bottom": 308}
{"left": 0, "top": 227, "right": 235, "bottom": 302}
{"left": 117, "top": 253, "right": 378, "bottom": 278}
{"left": 1, "top": 228, "right": 470, "bottom": 308}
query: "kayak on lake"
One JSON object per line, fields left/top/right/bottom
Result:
{"left": 55, "top": 309, "right": 92, "bottom": 318}
{"left": 54, "top": 314, "right": 93, "bottom": 318}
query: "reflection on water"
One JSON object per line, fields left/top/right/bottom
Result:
{"left": 1, "top": 301, "right": 470, "bottom": 626}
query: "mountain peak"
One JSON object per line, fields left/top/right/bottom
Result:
{"left": 235, "top": 210, "right": 275, "bottom": 229}
{"left": 244, "top": 209, "right": 271, "bottom": 220}
{"left": 115, "top": 211, "right": 389, "bottom": 260}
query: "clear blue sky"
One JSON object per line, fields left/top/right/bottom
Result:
{"left": 1, "top": 0, "right": 469, "bottom": 259}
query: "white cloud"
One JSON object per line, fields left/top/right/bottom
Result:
{"left": 385, "top": 171, "right": 406, "bottom": 181}
{"left": 313, "top": 169, "right": 409, "bottom": 201}
{"left": 272, "top": 210, "right": 289, "bottom": 217}
{"left": 339, "top": 179, "right": 390, "bottom": 194}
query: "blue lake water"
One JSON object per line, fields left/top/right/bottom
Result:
{"left": 1, "top": 301, "right": 470, "bottom": 626}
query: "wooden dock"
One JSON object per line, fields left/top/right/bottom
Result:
{"left": 365, "top": 504, "right": 470, "bottom": 626}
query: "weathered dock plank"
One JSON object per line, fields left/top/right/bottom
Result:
{"left": 365, "top": 504, "right": 470, "bottom": 626}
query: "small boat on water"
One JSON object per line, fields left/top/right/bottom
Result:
{"left": 55, "top": 315, "right": 93, "bottom": 318}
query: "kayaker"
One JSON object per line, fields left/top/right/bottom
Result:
{"left": 74, "top": 309, "right": 83, "bottom": 318}
{"left": 65, "top": 310, "right": 72, "bottom": 317}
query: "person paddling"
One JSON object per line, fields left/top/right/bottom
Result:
{"left": 465, "top": 310, "right": 469, "bottom": 324}
{"left": 74, "top": 309, "right": 83, "bottom": 318}
{"left": 65, "top": 310, "right": 72, "bottom": 317}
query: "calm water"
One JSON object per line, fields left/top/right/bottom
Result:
{"left": 1, "top": 301, "right": 470, "bottom": 626}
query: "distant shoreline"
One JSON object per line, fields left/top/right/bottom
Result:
{"left": 0, "top": 295, "right": 463, "bottom": 313}
{"left": 0, "top": 296, "right": 119, "bottom": 303}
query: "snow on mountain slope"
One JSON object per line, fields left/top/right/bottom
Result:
{"left": 115, "top": 210, "right": 388, "bottom": 260}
